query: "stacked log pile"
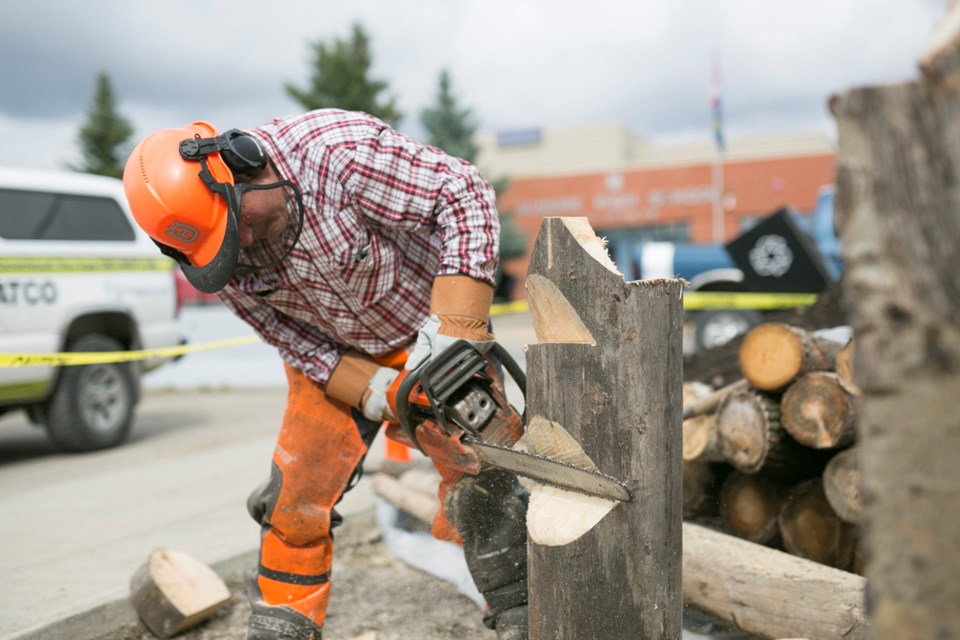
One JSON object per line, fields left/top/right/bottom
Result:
{"left": 682, "top": 322, "right": 863, "bottom": 573}
{"left": 372, "top": 320, "right": 869, "bottom": 638}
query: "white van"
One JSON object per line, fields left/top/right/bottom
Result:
{"left": 0, "top": 166, "right": 185, "bottom": 451}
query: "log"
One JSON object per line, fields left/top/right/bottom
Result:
{"left": 683, "top": 522, "right": 867, "bottom": 640}
{"left": 831, "top": 4, "right": 960, "bottom": 634}
{"left": 683, "top": 282, "right": 849, "bottom": 389}
{"left": 719, "top": 471, "right": 787, "bottom": 545}
{"left": 781, "top": 372, "right": 857, "bottom": 449}
{"left": 371, "top": 473, "right": 439, "bottom": 525}
{"left": 398, "top": 467, "right": 441, "bottom": 497}
{"left": 716, "top": 389, "right": 819, "bottom": 479}
{"left": 834, "top": 339, "right": 860, "bottom": 396}
{"left": 682, "top": 378, "right": 747, "bottom": 420}
{"left": 683, "top": 381, "right": 726, "bottom": 463}
{"left": 371, "top": 465, "right": 868, "bottom": 640}
{"left": 778, "top": 478, "right": 857, "bottom": 570}
{"left": 683, "top": 461, "right": 725, "bottom": 521}
{"left": 129, "top": 548, "right": 231, "bottom": 639}
{"left": 525, "top": 217, "right": 683, "bottom": 639}
{"left": 822, "top": 446, "right": 862, "bottom": 525}
{"left": 738, "top": 323, "right": 837, "bottom": 392}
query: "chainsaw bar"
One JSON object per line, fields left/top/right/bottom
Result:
{"left": 470, "top": 440, "right": 632, "bottom": 502}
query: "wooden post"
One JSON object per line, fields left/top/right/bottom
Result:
{"left": 830, "top": 6, "right": 960, "bottom": 636}
{"left": 524, "top": 217, "right": 684, "bottom": 639}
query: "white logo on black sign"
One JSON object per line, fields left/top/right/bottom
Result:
{"left": 749, "top": 235, "right": 793, "bottom": 277}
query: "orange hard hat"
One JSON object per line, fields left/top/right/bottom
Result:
{"left": 123, "top": 122, "right": 239, "bottom": 293}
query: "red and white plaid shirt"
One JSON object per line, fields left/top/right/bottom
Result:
{"left": 216, "top": 110, "right": 500, "bottom": 385}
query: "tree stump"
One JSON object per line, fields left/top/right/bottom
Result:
{"left": 524, "top": 217, "right": 683, "bottom": 639}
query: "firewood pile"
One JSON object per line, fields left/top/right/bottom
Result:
{"left": 683, "top": 321, "right": 863, "bottom": 573}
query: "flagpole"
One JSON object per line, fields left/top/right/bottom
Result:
{"left": 712, "top": 153, "right": 724, "bottom": 243}
{"left": 711, "top": 50, "right": 725, "bottom": 243}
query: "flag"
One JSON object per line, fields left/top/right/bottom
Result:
{"left": 710, "top": 53, "right": 725, "bottom": 155}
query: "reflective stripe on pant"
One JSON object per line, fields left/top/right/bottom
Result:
{"left": 246, "top": 363, "right": 381, "bottom": 637}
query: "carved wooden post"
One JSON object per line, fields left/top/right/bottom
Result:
{"left": 830, "top": 6, "right": 960, "bottom": 637}
{"left": 523, "top": 217, "right": 683, "bottom": 639}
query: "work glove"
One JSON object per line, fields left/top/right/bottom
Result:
{"left": 326, "top": 350, "right": 400, "bottom": 422}
{"left": 406, "top": 274, "right": 496, "bottom": 371}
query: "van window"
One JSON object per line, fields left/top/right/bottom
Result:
{"left": 0, "top": 188, "right": 136, "bottom": 241}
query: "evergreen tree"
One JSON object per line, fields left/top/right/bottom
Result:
{"left": 70, "top": 72, "right": 133, "bottom": 178}
{"left": 286, "top": 23, "right": 402, "bottom": 126}
{"left": 420, "top": 69, "right": 479, "bottom": 162}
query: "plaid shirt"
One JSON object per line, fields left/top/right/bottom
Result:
{"left": 216, "top": 110, "right": 500, "bottom": 385}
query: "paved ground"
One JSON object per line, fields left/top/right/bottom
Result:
{"left": 0, "top": 309, "right": 534, "bottom": 640}
{"left": 0, "top": 308, "right": 745, "bottom": 639}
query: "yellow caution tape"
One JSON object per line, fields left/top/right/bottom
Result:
{"left": 489, "top": 292, "right": 816, "bottom": 315}
{"left": 490, "top": 300, "right": 531, "bottom": 316}
{"left": 0, "top": 335, "right": 260, "bottom": 368}
{"left": 2, "top": 291, "right": 812, "bottom": 367}
{"left": 0, "top": 256, "right": 173, "bottom": 273}
{"left": 683, "top": 291, "right": 818, "bottom": 310}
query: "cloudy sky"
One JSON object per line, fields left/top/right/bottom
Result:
{"left": 0, "top": 0, "right": 949, "bottom": 171}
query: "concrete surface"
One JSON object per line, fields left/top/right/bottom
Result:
{"left": 0, "top": 387, "right": 386, "bottom": 639}
{"left": 0, "top": 308, "right": 536, "bottom": 640}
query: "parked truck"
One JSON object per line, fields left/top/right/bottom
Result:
{"left": 626, "top": 186, "right": 839, "bottom": 351}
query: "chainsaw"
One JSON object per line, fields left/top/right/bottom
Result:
{"left": 390, "top": 339, "right": 631, "bottom": 502}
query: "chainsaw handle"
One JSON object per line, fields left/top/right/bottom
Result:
{"left": 388, "top": 369, "right": 426, "bottom": 454}
{"left": 490, "top": 342, "right": 526, "bottom": 401}
{"left": 389, "top": 340, "right": 527, "bottom": 455}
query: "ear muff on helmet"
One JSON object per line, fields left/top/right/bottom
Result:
{"left": 178, "top": 129, "right": 267, "bottom": 175}
{"left": 125, "top": 121, "right": 304, "bottom": 295}
{"left": 124, "top": 121, "right": 245, "bottom": 294}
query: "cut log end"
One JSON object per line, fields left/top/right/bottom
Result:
{"left": 720, "top": 472, "right": 785, "bottom": 545}
{"left": 129, "top": 548, "right": 231, "bottom": 639}
{"left": 739, "top": 323, "right": 806, "bottom": 391}
{"left": 526, "top": 274, "right": 597, "bottom": 345}
{"left": 525, "top": 415, "right": 617, "bottom": 546}
{"left": 781, "top": 372, "right": 857, "bottom": 449}
{"left": 823, "top": 447, "right": 863, "bottom": 525}
{"left": 717, "top": 392, "right": 772, "bottom": 474}
{"left": 778, "top": 479, "right": 857, "bottom": 570}
{"left": 560, "top": 217, "right": 622, "bottom": 276}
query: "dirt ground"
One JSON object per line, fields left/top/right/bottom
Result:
{"left": 98, "top": 506, "right": 753, "bottom": 640}
{"left": 98, "top": 508, "right": 494, "bottom": 640}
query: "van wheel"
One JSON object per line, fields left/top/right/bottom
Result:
{"left": 44, "top": 335, "right": 137, "bottom": 452}
{"left": 694, "top": 310, "right": 761, "bottom": 352}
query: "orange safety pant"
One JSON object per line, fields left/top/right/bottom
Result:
{"left": 245, "top": 359, "right": 474, "bottom": 638}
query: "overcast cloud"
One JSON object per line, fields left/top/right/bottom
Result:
{"left": 0, "top": 0, "right": 949, "bottom": 170}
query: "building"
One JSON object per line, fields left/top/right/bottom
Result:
{"left": 475, "top": 123, "right": 837, "bottom": 295}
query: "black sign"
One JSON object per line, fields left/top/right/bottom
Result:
{"left": 726, "top": 209, "right": 832, "bottom": 294}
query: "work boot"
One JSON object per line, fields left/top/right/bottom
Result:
{"left": 247, "top": 601, "right": 323, "bottom": 640}
{"left": 446, "top": 468, "right": 529, "bottom": 640}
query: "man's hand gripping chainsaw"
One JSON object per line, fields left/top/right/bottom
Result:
{"left": 385, "top": 340, "right": 631, "bottom": 502}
